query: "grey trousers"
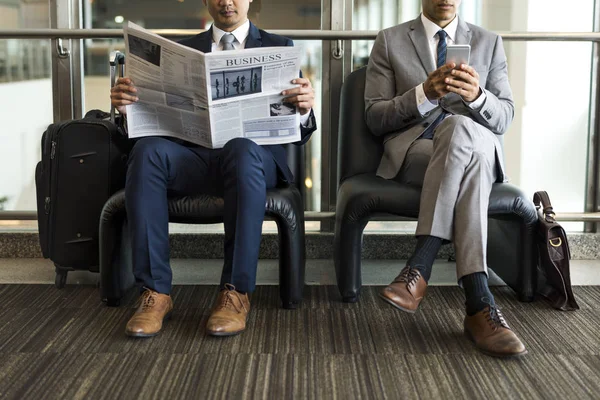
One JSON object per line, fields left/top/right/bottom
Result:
{"left": 394, "top": 115, "right": 500, "bottom": 281}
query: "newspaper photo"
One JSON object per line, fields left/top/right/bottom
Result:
{"left": 123, "top": 22, "right": 302, "bottom": 148}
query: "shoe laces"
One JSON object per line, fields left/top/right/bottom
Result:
{"left": 216, "top": 284, "right": 247, "bottom": 314}
{"left": 136, "top": 289, "right": 157, "bottom": 311}
{"left": 485, "top": 306, "right": 510, "bottom": 330}
{"left": 394, "top": 267, "right": 421, "bottom": 288}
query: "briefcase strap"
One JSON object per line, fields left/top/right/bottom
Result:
{"left": 533, "top": 191, "right": 556, "bottom": 223}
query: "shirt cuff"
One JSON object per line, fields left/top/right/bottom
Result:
{"left": 465, "top": 88, "right": 487, "bottom": 109}
{"left": 416, "top": 83, "right": 438, "bottom": 116}
{"left": 300, "top": 110, "right": 312, "bottom": 127}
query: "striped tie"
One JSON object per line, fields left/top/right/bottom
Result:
{"left": 221, "top": 33, "right": 235, "bottom": 51}
{"left": 436, "top": 30, "right": 448, "bottom": 68}
{"left": 421, "top": 30, "right": 449, "bottom": 140}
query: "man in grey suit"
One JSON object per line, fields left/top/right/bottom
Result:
{"left": 366, "top": 0, "right": 526, "bottom": 358}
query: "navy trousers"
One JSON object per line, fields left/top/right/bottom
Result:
{"left": 125, "top": 136, "right": 279, "bottom": 294}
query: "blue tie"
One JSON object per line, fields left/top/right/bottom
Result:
{"left": 436, "top": 30, "right": 448, "bottom": 68}
{"left": 421, "top": 30, "right": 449, "bottom": 140}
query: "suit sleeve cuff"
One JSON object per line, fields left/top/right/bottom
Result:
{"left": 300, "top": 110, "right": 312, "bottom": 127}
{"left": 464, "top": 88, "right": 487, "bottom": 110}
{"left": 416, "top": 83, "right": 438, "bottom": 116}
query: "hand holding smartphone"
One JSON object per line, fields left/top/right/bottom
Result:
{"left": 424, "top": 44, "right": 473, "bottom": 101}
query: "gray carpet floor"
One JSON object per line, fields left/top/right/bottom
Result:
{"left": 0, "top": 285, "right": 599, "bottom": 399}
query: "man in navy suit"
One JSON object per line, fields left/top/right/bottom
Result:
{"left": 110, "top": 0, "right": 316, "bottom": 338}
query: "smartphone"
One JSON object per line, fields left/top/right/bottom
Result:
{"left": 445, "top": 44, "right": 471, "bottom": 66}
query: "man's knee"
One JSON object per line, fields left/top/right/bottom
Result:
{"left": 223, "top": 137, "right": 260, "bottom": 154}
{"left": 434, "top": 115, "right": 477, "bottom": 148}
{"left": 127, "top": 138, "right": 179, "bottom": 183}
{"left": 222, "top": 138, "right": 262, "bottom": 165}
{"left": 220, "top": 138, "right": 273, "bottom": 186}
{"left": 440, "top": 115, "right": 476, "bottom": 134}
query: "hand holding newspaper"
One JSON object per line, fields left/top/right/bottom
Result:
{"left": 123, "top": 22, "right": 302, "bottom": 148}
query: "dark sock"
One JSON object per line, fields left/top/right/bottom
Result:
{"left": 461, "top": 272, "right": 495, "bottom": 316}
{"left": 406, "top": 235, "right": 443, "bottom": 282}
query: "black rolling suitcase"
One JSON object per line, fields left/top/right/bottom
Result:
{"left": 35, "top": 52, "right": 130, "bottom": 288}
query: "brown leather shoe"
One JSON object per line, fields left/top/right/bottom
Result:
{"left": 125, "top": 289, "right": 173, "bottom": 338}
{"left": 464, "top": 306, "right": 527, "bottom": 358}
{"left": 206, "top": 284, "right": 250, "bottom": 337}
{"left": 379, "top": 266, "right": 427, "bottom": 313}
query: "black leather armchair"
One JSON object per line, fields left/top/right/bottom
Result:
{"left": 334, "top": 67, "right": 538, "bottom": 303}
{"left": 99, "top": 144, "right": 306, "bottom": 309}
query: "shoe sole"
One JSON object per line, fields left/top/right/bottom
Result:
{"left": 125, "top": 331, "right": 160, "bottom": 338}
{"left": 125, "top": 312, "right": 172, "bottom": 338}
{"left": 206, "top": 328, "right": 246, "bottom": 337}
{"left": 464, "top": 328, "right": 528, "bottom": 359}
{"left": 378, "top": 292, "right": 417, "bottom": 314}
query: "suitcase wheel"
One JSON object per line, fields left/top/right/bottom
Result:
{"left": 55, "top": 268, "right": 68, "bottom": 289}
{"left": 105, "top": 298, "right": 120, "bottom": 307}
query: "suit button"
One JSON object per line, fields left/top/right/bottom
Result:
{"left": 423, "top": 122, "right": 430, "bottom": 127}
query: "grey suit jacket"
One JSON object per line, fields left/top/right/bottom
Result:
{"left": 364, "top": 16, "right": 514, "bottom": 180}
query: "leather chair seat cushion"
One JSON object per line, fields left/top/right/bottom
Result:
{"left": 337, "top": 173, "right": 538, "bottom": 225}
{"left": 101, "top": 186, "right": 301, "bottom": 229}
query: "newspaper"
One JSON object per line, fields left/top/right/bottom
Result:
{"left": 122, "top": 22, "right": 302, "bottom": 148}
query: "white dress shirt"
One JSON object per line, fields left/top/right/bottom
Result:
{"left": 211, "top": 20, "right": 250, "bottom": 51}
{"left": 415, "top": 13, "right": 486, "bottom": 115}
{"left": 210, "top": 21, "right": 311, "bottom": 126}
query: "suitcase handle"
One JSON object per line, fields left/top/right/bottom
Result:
{"left": 109, "top": 51, "right": 125, "bottom": 124}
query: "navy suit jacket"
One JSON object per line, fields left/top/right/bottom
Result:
{"left": 178, "top": 22, "right": 317, "bottom": 183}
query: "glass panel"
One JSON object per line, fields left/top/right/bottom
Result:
{"left": 499, "top": 1, "right": 595, "bottom": 232}
{"left": 354, "top": 0, "right": 595, "bottom": 232}
{"left": 0, "top": 0, "right": 51, "bottom": 215}
{"left": 83, "top": 0, "right": 323, "bottom": 231}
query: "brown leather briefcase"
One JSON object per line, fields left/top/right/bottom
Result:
{"left": 533, "top": 191, "right": 579, "bottom": 311}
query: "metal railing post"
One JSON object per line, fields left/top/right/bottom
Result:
{"left": 585, "top": 1, "right": 600, "bottom": 233}
{"left": 320, "top": 0, "right": 343, "bottom": 232}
